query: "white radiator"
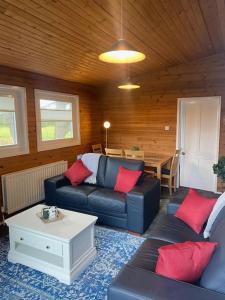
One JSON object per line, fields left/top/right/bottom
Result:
{"left": 2, "top": 160, "right": 68, "bottom": 214}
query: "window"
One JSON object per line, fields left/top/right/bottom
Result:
{"left": 0, "top": 95, "right": 17, "bottom": 146}
{"left": 35, "top": 90, "right": 80, "bottom": 151}
{"left": 0, "top": 85, "right": 29, "bottom": 158}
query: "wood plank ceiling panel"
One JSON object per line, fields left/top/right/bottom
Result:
{"left": 0, "top": 0, "right": 223, "bottom": 86}
{"left": 198, "top": 0, "right": 224, "bottom": 52}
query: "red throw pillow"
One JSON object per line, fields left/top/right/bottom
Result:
{"left": 175, "top": 189, "right": 216, "bottom": 234}
{"left": 64, "top": 160, "right": 92, "bottom": 186}
{"left": 156, "top": 241, "right": 217, "bottom": 283}
{"left": 114, "top": 166, "right": 142, "bottom": 193}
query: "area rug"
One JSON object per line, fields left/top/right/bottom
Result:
{"left": 0, "top": 227, "right": 144, "bottom": 300}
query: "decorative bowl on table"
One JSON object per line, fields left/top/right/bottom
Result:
{"left": 37, "top": 206, "right": 64, "bottom": 223}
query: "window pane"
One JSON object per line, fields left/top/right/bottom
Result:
{"left": 39, "top": 98, "right": 73, "bottom": 142}
{"left": 0, "top": 111, "right": 17, "bottom": 146}
{"left": 40, "top": 109, "right": 72, "bottom": 121}
{"left": 0, "top": 85, "right": 28, "bottom": 158}
{"left": 0, "top": 95, "right": 15, "bottom": 111}
{"left": 41, "top": 121, "right": 73, "bottom": 141}
{"left": 40, "top": 99, "right": 72, "bottom": 110}
{"left": 35, "top": 90, "right": 79, "bottom": 151}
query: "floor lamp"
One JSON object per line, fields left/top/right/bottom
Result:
{"left": 103, "top": 121, "right": 111, "bottom": 148}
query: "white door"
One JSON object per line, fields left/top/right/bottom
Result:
{"left": 179, "top": 97, "right": 221, "bottom": 192}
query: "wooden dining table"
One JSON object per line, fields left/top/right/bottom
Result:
{"left": 144, "top": 155, "right": 173, "bottom": 179}
{"left": 108, "top": 151, "right": 173, "bottom": 180}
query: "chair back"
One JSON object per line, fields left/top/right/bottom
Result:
{"left": 92, "top": 143, "right": 102, "bottom": 153}
{"left": 124, "top": 150, "right": 144, "bottom": 160}
{"left": 170, "top": 150, "right": 180, "bottom": 176}
{"left": 105, "top": 148, "right": 123, "bottom": 157}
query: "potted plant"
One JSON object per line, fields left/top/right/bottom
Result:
{"left": 213, "top": 157, "right": 225, "bottom": 191}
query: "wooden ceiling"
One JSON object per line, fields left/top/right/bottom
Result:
{"left": 0, "top": 0, "right": 224, "bottom": 86}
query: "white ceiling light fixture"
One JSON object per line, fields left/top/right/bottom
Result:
{"left": 98, "top": 0, "right": 146, "bottom": 64}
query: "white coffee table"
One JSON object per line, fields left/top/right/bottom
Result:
{"left": 5, "top": 205, "right": 98, "bottom": 284}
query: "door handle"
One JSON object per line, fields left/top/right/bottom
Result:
{"left": 181, "top": 151, "right": 185, "bottom": 155}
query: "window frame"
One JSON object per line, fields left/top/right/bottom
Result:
{"left": 35, "top": 89, "right": 80, "bottom": 151}
{"left": 0, "top": 84, "right": 29, "bottom": 158}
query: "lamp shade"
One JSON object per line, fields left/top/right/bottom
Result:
{"left": 99, "top": 39, "right": 145, "bottom": 64}
{"left": 103, "top": 121, "right": 111, "bottom": 129}
{"left": 118, "top": 83, "right": 140, "bottom": 90}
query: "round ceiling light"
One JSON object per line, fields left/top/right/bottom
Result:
{"left": 99, "top": 39, "right": 145, "bottom": 64}
{"left": 118, "top": 82, "right": 141, "bottom": 90}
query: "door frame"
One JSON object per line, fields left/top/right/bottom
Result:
{"left": 176, "top": 96, "right": 221, "bottom": 193}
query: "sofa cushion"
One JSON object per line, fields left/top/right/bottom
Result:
{"left": 55, "top": 184, "right": 97, "bottom": 208}
{"left": 175, "top": 188, "right": 216, "bottom": 234}
{"left": 156, "top": 241, "right": 217, "bottom": 283}
{"left": 96, "top": 155, "right": 107, "bottom": 187}
{"left": 88, "top": 187, "right": 127, "bottom": 214}
{"left": 104, "top": 157, "right": 144, "bottom": 189}
{"left": 64, "top": 160, "right": 92, "bottom": 186}
{"left": 200, "top": 206, "right": 225, "bottom": 293}
{"left": 128, "top": 238, "right": 171, "bottom": 272}
{"left": 147, "top": 213, "right": 205, "bottom": 243}
{"left": 114, "top": 166, "right": 142, "bottom": 193}
{"left": 161, "top": 168, "right": 170, "bottom": 175}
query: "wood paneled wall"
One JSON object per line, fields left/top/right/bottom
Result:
{"left": 101, "top": 53, "right": 225, "bottom": 189}
{"left": 0, "top": 66, "right": 102, "bottom": 220}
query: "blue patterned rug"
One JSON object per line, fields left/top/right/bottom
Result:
{"left": 0, "top": 227, "right": 144, "bottom": 300}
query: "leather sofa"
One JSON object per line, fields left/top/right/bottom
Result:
{"left": 108, "top": 197, "right": 225, "bottom": 300}
{"left": 44, "top": 156, "right": 160, "bottom": 234}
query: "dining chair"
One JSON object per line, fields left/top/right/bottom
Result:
{"left": 105, "top": 148, "right": 123, "bottom": 157}
{"left": 161, "top": 150, "right": 180, "bottom": 195}
{"left": 124, "top": 150, "right": 144, "bottom": 160}
{"left": 92, "top": 143, "right": 103, "bottom": 153}
{"left": 125, "top": 149, "right": 156, "bottom": 177}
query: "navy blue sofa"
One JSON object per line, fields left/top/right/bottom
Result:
{"left": 108, "top": 197, "right": 225, "bottom": 300}
{"left": 44, "top": 156, "right": 160, "bottom": 234}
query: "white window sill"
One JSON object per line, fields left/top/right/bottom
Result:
{"left": 37, "top": 138, "right": 81, "bottom": 152}
{"left": 0, "top": 145, "right": 29, "bottom": 158}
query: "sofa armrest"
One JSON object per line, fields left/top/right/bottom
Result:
{"left": 167, "top": 200, "right": 181, "bottom": 215}
{"left": 44, "top": 175, "right": 70, "bottom": 205}
{"left": 108, "top": 265, "right": 225, "bottom": 300}
{"left": 127, "top": 176, "right": 160, "bottom": 234}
